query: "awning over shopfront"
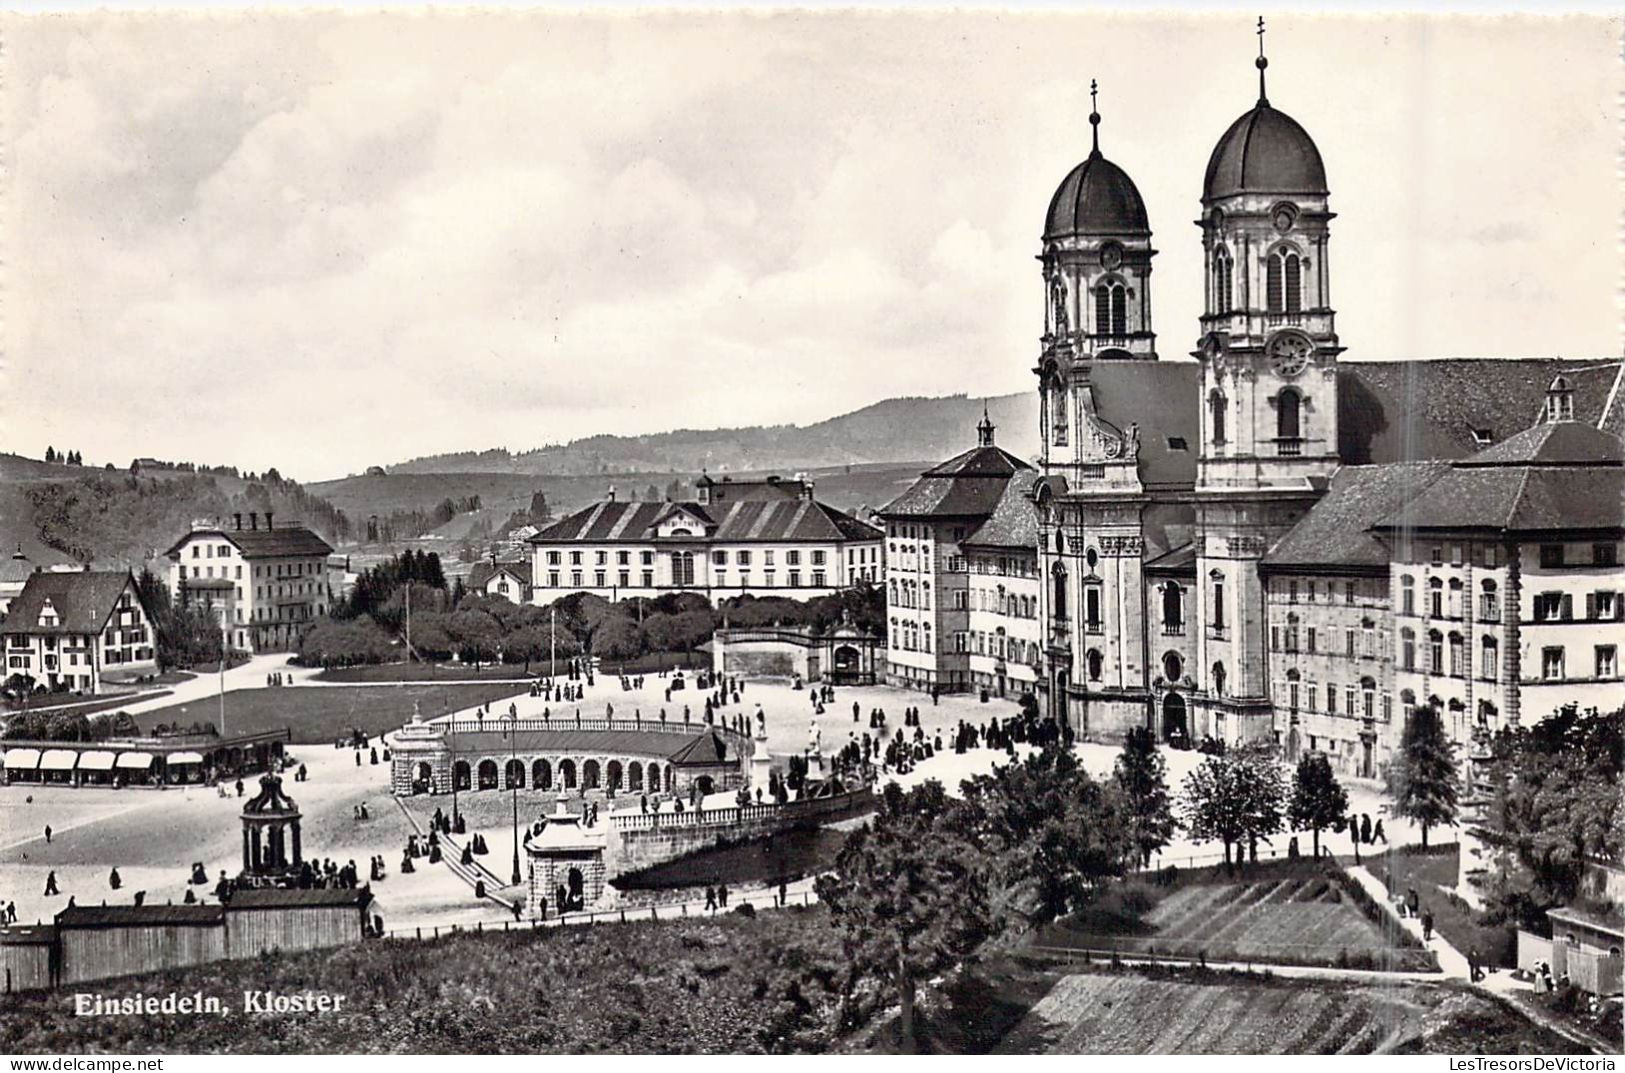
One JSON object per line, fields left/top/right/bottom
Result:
{"left": 167, "top": 751, "right": 204, "bottom": 765}
{"left": 115, "top": 752, "right": 155, "bottom": 770}
{"left": 79, "top": 751, "right": 117, "bottom": 771}
{"left": 39, "top": 749, "right": 78, "bottom": 771}
{"left": 2, "top": 748, "right": 40, "bottom": 770}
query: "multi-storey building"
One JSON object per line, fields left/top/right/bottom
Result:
{"left": 879, "top": 414, "right": 1037, "bottom": 693}
{"left": 883, "top": 31, "right": 1625, "bottom": 777}
{"left": 528, "top": 475, "right": 881, "bottom": 605}
{"left": 165, "top": 512, "right": 335, "bottom": 653}
{"left": 1, "top": 569, "right": 157, "bottom": 693}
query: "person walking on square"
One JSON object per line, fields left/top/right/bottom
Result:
{"left": 1372, "top": 818, "right": 1387, "bottom": 845}
{"left": 1360, "top": 813, "right": 1372, "bottom": 845}
{"left": 109, "top": 867, "right": 121, "bottom": 890}
{"left": 43, "top": 824, "right": 51, "bottom": 844}
{"left": 1421, "top": 909, "right": 1434, "bottom": 942}
{"left": 705, "top": 885, "right": 717, "bottom": 912}
{"left": 43, "top": 871, "right": 58, "bottom": 896}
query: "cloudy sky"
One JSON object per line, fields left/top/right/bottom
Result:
{"left": 1, "top": 11, "right": 1617, "bottom": 480}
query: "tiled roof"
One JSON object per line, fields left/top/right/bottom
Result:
{"left": 470, "top": 561, "right": 532, "bottom": 589}
{"left": 532, "top": 498, "right": 878, "bottom": 545}
{"left": 1336, "top": 358, "right": 1619, "bottom": 464}
{"left": 0, "top": 551, "right": 34, "bottom": 586}
{"left": 165, "top": 525, "right": 334, "bottom": 560}
{"left": 227, "top": 887, "right": 372, "bottom": 910}
{"left": 56, "top": 904, "right": 224, "bottom": 928}
{"left": 2, "top": 571, "right": 141, "bottom": 637}
{"left": 1378, "top": 465, "right": 1624, "bottom": 534}
{"left": 961, "top": 474, "right": 1041, "bottom": 550}
{"left": 1144, "top": 542, "right": 1198, "bottom": 575}
{"left": 924, "top": 445, "right": 1030, "bottom": 478}
{"left": 667, "top": 729, "right": 736, "bottom": 766}
{"left": 1263, "top": 462, "right": 1450, "bottom": 571}
{"left": 1457, "top": 420, "right": 1624, "bottom": 467}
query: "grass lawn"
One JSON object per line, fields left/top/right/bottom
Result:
{"left": 314, "top": 662, "right": 540, "bottom": 684}
{"left": 1035, "top": 857, "right": 1435, "bottom": 972}
{"left": 131, "top": 683, "right": 530, "bottom": 744}
{"left": 1368, "top": 844, "right": 1518, "bottom": 969}
{"left": 0, "top": 907, "right": 847, "bottom": 1054}
{"left": 984, "top": 965, "right": 1583, "bottom": 1055}
{"left": 5, "top": 691, "right": 174, "bottom": 719}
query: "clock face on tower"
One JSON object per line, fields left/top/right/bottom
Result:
{"left": 1099, "top": 243, "right": 1123, "bottom": 271}
{"left": 1267, "top": 331, "right": 1314, "bottom": 377}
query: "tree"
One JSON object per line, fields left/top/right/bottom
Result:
{"left": 1389, "top": 703, "right": 1458, "bottom": 848}
{"left": 644, "top": 484, "right": 661, "bottom": 503}
{"left": 528, "top": 489, "right": 552, "bottom": 523}
{"left": 44, "top": 446, "right": 56, "bottom": 463}
{"left": 298, "top": 617, "right": 394, "bottom": 668}
{"left": 1484, "top": 704, "right": 1622, "bottom": 927}
{"left": 1114, "top": 727, "right": 1177, "bottom": 866}
{"left": 591, "top": 615, "right": 643, "bottom": 662}
{"left": 961, "top": 745, "right": 1134, "bottom": 923}
{"left": 815, "top": 782, "right": 992, "bottom": 1052}
{"left": 1289, "top": 751, "right": 1348, "bottom": 858}
{"left": 448, "top": 609, "right": 502, "bottom": 667}
{"left": 665, "top": 477, "right": 682, "bottom": 501}
{"left": 1182, "top": 747, "right": 1284, "bottom": 868}
{"left": 502, "top": 626, "right": 549, "bottom": 671}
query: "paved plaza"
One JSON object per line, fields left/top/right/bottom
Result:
{"left": 1, "top": 663, "right": 1437, "bottom": 932}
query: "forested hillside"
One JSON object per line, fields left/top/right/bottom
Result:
{"left": 9, "top": 469, "right": 351, "bottom": 570}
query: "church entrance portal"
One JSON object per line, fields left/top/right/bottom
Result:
{"left": 1162, "top": 693, "right": 1189, "bottom": 748}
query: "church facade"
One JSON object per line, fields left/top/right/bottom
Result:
{"left": 885, "top": 44, "right": 1625, "bottom": 777}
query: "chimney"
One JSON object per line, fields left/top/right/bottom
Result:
{"left": 607, "top": 485, "right": 616, "bottom": 503}
{"left": 233, "top": 513, "right": 243, "bottom": 531}
{"left": 265, "top": 512, "right": 274, "bottom": 529}
{"left": 249, "top": 511, "right": 259, "bottom": 530}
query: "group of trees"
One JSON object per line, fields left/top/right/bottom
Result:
{"left": 44, "top": 447, "right": 88, "bottom": 466}
{"left": 1481, "top": 703, "right": 1622, "bottom": 930}
{"left": 3, "top": 709, "right": 139, "bottom": 741}
{"left": 303, "top": 552, "right": 887, "bottom": 671}
{"left": 134, "top": 568, "right": 226, "bottom": 669}
{"left": 818, "top": 732, "right": 1178, "bottom": 1050}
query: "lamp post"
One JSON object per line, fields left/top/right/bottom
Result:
{"left": 506, "top": 713, "right": 521, "bottom": 886}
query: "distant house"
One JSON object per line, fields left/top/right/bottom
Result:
{"left": 469, "top": 560, "right": 532, "bottom": 605}
{"left": 164, "top": 512, "right": 334, "bottom": 653}
{"left": 0, "top": 569, "right": 157, "bottom": 694}
{"left": 529, "top": 475, "right": 882, "bottom": 604}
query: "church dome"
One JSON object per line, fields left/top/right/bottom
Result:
{"left": 1045, "top": 150, "right": 1151, "bottom": 239}
{"left": 1203, "top": 102, "right": 1327, "bottom": 201}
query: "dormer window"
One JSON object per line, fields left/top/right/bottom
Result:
{"left": 1544, "top": 376, "right": 1575, "bottom": 423}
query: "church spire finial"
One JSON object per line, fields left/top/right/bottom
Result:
{"left": 977, "top": 402, "right": 996, "bottom": 447}
{"left": 1255, "top": 16, "right": 1269, "bottom": 105}
{"left": 1088, "top": 78, "right": 1101, "bottom": 155}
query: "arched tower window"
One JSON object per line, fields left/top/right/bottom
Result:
{"left": 1209, "top": 390, "right": 1228, "bottom": 445}
{"left": 1277, "top": 388, "right": 1302, "bottom": 440}
{"left": 1161, "top": 582, "right": 1184, "bottom": 634}
{"left": 1267, "top": 248, "right": 1302, "bottom": 314}
{"left": 1213, "top": 248, "right": 1234, "bottom": 315}
{"left": 1049, "top": 376, "right": 1069, "bottom": 447}
{"left": 1095, "top": 281, "right": 1127, "bottom": 336}
{"left": 1545, "top": 376, "right": 1575, "bottom": 423}
{"left": 1086, "top": 648, "right": 1103, "bottom": 681}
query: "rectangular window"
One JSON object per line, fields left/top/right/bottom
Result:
{"left": 617, "top": 551, "right": 629, "bottom": 566}
{"left": 787, "top": 550, "right": 800, "bottom": 566}
{"left": 642, "top": 570, "right": 654, "bottom": 588}
{"left": 595, "top": 551, "right": 607, "bottom": 566}
{"left": 1306, "top": 681, "right": 1318, "bottom": 712}
{"left": 1482, "top": 641, "right": 1498, "bottom": 680}
{"left": 619, "top": 571, "right": 629, "bottom": 588}
{"left": 570, "top": 570, "right": 582, "bottom": 587}
{"left": 1539, "top": 544, "right": 1565, "bottom": 569}
{"left": 640, "top": 551, "right": 653, "bottom": 566}
{"left": 547, "top": 551, "right": 560, "bottom": 565}
{"left": 712, "top": 550, "right": 727, "bottom": 566}
{"left": 1596, "top": 646, "right": 1618, "bottom": 679}
{"left": 1270, "top": 625, "right": 1280, "bottom": 652}
{"left": 812, "top": 550, "right": 826, "bottom": 566}
{"left": 1591, "top": 591, "right": 1618, "bottom": 620}
{"left": 812, "top": 570, "right": 826, "bottom": 587}
{"left": 1346, "top": 629, "right": 1357, "bottom": 657}
{"left": 764, "top": 551, "right": 775, "bottom": 567}
{"left": 1306, "top": 627, "right": 1317, "bottom": 654}
{"left": 1288, "top": 580, "right": 1298, "bottom": 603}
{"left": 1327, "top": 684, "right": 1337, "bottom": 714}
{"left": 570, "top": 551, "right": 582, "bottom": 565}
{"left": 1484, "top": 545, "right": 1499, "bottom": 569}
{"left": 1085, "top": 586, "right": 1101, "bottom": 630}
{"left": 1594, "top": 544, "right": 1618, "bottom": 567}
{"left": 1533, "top": 592, "right": 1564, "bottom": 622}
{"left": 1542, "top": 647, "right": 1565, "bottom": 681}
{"left": 548, "top": 571, "right": 560, "bottom": 588}
{"left": 737, "top": 550, "right": 751, "bottom": 566}
{"left": 788, "top": 570, "right": 801, "bottom": 588}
